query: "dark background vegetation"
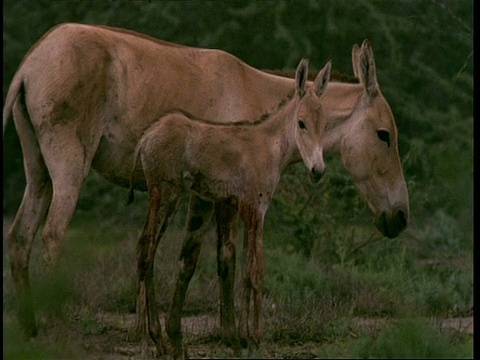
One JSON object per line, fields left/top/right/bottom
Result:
{"left": 3, "top": 1, "right": 473, "bottom": 358}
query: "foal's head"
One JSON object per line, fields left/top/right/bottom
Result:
{"left": 293, "top": 58, "right": 332, "bottom": 183}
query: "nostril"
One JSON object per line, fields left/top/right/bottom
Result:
{"left": 309, "top": 166, "right": 325, "bottom": 183}
{"left": 311, "top": 167, "right": 325, "bottom": 177}
{"left": 395, "top": 209, "right": 407, "bottom": 230}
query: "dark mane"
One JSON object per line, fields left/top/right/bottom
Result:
{"left": 263, "top": 68, "right": 359, "bottom": 84}
{"left": 160, "top": 91, "right": 295, "bottom": 128}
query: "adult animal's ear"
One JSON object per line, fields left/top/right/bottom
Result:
{"left": 312, "top": 59, "right": 332, "bottom": 97}
{"left": 359, "top": 39, "right": 378, "bottom": 97}
{"left": 295, "top": 58, "right": 309, "bottom": 97}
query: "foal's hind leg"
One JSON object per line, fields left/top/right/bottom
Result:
{"left": 215, "top": 198, "right": 240, "bottom": 348}
{"left": 133, "top": 184, "right": 180, "bottom": 356}
{"left": 6, "top": 100, "right": 53, "bottom": 337}
{"left": 166, "top": 195, "right": 214, "bottom": 358}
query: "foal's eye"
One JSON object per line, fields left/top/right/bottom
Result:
{"left": 298, "top": 120, "right": 307, "bottom": 130}
{"left": 377, "top": 130, "right": 390, "bottom": 147}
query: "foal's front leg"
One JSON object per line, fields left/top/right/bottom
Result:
{"left": 165, "top": 195, "right": 214, "bottom": 359}
{"left": 215, "top": 197, "right": 240, "bottom": 348}
{"left": 239, "top": 203, "right": 266, "bottom": 347}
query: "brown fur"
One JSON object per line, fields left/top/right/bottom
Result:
{"left": 263, "top": 68, "right": 359, "bottom": 83}
{"left": 129, "top": 60, "right": 331, "bottom": 353}
{"left": 3, "top": 22, "right": 409, "bottom": 352}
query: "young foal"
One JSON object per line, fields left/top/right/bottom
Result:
{"left": 128, "top": 58, "right": 331, "bottom": 356}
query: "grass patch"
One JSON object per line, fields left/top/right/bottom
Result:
{"left": 3, "top": 204, "right": 473, "bottom": 358}
{"left": 266, "top": 295, "right": 352, "bottom": 345}
{"left": 347, "top": 318, "right": 473, "bottom": 358}
{"left": 4, "top": 314, "right": 88, "bottom": 360}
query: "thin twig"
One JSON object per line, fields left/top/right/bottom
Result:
{"left": 349, "top": 232, "right": 384, "bottom": 256}
{"left": 431, "top": 0, "right": 472, "bottom": 33}
{"left": 454, "top": 50, "right": 473, "bottom": 80}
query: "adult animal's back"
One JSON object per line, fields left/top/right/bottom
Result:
{"left": 3, "top": 23, "right": 293, "bottom": 189}
{"left": 2, "top": 23, "right": 294, "bottom": 337}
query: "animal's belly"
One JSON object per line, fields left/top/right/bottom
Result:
{"left": 91, "top": 136, "right": 147, "bottom": 190}
{"left": 181, "top": 167, "right": 246, "bottom": 202}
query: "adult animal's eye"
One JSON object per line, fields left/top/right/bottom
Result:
{"left": 377, "top": 129, "right": 390, "bottom": 147}
{"left": 298, "top": 120, "right": 307, "bottom": 130}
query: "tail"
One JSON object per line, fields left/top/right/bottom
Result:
{"left": 126, "top": 141, "right": 143, "bottom": 205}
{"left": 3, "top": 72, "right": 24, "bottom": 137}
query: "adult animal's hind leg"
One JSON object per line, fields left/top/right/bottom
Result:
{"left": 6, "top": 99, "right": 53, "bottom": 337}
{"left": 166, "top": 195, "right": 214, "bottom": 359}
{"left": 215, "top": 197, "right": 240, "bottom": 348}
{"left": 38, "top": 130, "right": 93, "bottom": 269}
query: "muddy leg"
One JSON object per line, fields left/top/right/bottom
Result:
{"left": 9, "top": 105, "right": 93, "bottom": 336}
{"left": 166, "top": 196, "right": 214, "bottom": 359}
{"left": 132, "top": 186, "right": 163, "bottom": 343}
{"left": 7, "top": 99, "right": 53, "bottom": 337}
{"left": 239, "top": 204, "right": 266, "bottom": 347}
{"left": 215, "top": 198, "right": 240, "bottom": 348}
{"left": 36, "top": 126, "right": 100, "bottom": 271}
{"left": 7, "top": 168, "right": 52, "bottom": 338}
{"left": 250, "top": 227, "right": 265, "bottom": 344}
{"left": 238, "top": 226, "right": 252, "bottom": 344}
{"left": 133, "top": 185, "right": 180, "bottom": 357}
{"left": 39, "top": 176, "right": 86, "bottom": 269}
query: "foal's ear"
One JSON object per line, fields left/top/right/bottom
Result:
{"left": 359, "top": 40, "right": 378, "bottom": 97}
{"left": 313, "top": 59, "right": 332, "bottom": 97}
{"left": 295, "top": 58, "right": 309, "bottom": 97}
{"left": 351, "top": 43, "right": 362, "bottom": 79}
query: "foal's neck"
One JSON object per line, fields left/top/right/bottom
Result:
{"left": 252, "top": 96, "right": 299, "bottom": 168}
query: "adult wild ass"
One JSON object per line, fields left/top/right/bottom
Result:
{"left": 3, "top": 23, "right": 409, "bottom": 343}
{"left": 127, "top": 59, "right": 331, "bottom": 356}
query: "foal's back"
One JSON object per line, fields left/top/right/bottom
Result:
{"left": 137, "top": 111, "right": 277, "bottom": 200}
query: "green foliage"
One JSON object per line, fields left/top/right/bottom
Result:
{"left": 265, "top": 248, "right": 329, "bottom": 299}
{"left": 413, "top": 260, "right": 473, "bottom": 317}
{"left": 3, "top": 213, "right": 473, "bottom": 357}
{"left": 348, "top": 318, "right": 472, "bottom": 359}
{"left": 4, "top": 315, "right": 87, "bottom": 360}
{"left": 263, "top": 226, "right": 471, "bottom": 320}
{"left": 2, "top": 1, "right": 472, "bottom": 356}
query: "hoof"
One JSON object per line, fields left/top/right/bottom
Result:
{"left": 164, "top": 336, "right": 187, "bottom": 360}
{"left": 221, "top": 333, "right": 242, "bottom": 352}
{"left": 237, "top": 333, "right": 260, "bottom": 352}
{"left": 126, "top": 323, "right": 146, "bottom": 343}
{"left": 21, "top": 324, "right": 38, "bottom": 340}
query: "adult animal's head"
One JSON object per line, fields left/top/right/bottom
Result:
{"left": 338, "top": 40, "right": 409, "bottom": 238}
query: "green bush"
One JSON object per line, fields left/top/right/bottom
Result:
{"left": 2, "top": 2, "right": 472, "bottom": 357}
{"left": 349, "top": 318, "right": 472, "bottom": 358}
